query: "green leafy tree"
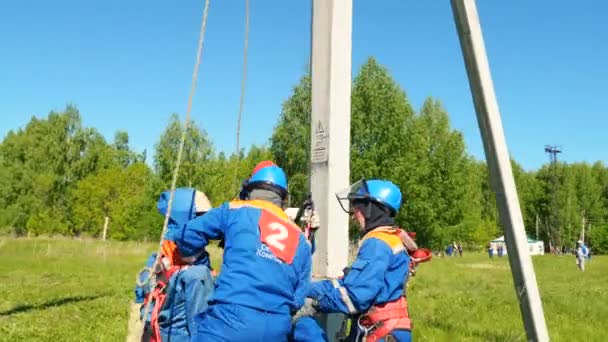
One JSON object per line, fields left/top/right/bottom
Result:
{"left": 350, "top": 58, "right": 415, "bottom": 180}
{"left": 71, "top": 163, "right": 161, "bottom": 240}
{"left": 512, "top": 160, "right": 543, "bottom": 237}
{"left": 113, "top": 130, "right": 143, "bottom": 167}
{"left": 154, "top": 114, "right": 213, "bottom": 188}
{"left": 398, "top": 98, "right": 475, "bottom": 248}
{"left": 198, "top": 146, "right": 273, "bottom": 206}
{"left": 0, "top": 106, "right": 119, "bottom": 235}
{"left": 467, "top": 161, "right": 500, "bottom": 247}
{"left": 270, "top": 75, "right": 312, "bottom": 206}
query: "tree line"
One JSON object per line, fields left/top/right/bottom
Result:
{"left": 1, "top": 58, "right": 607, "bottom": 253}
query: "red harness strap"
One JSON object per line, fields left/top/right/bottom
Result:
{"left": 144, "top": 261, "right": 187, "bottom": 342}
{"left": 360, "top": 297, "right": 412, "bottom": 342}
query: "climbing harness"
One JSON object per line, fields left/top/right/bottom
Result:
{"left": 336, "top": 228, "right": 430, "bottom": 341}
{"left": 358, "top": 297, "right": 412, "bottom": 342}
{"left": 143, "top": 254, "right": 190, "bottom": 342}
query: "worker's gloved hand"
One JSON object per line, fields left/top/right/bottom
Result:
{"left": 409, "top": 261, "right": 418, "bottom": 277}
{"left": 304, "top": 208, "right": 321, "bottom": 230}
{"left": 292, "top": 298, "right": 320, "bottom": 323}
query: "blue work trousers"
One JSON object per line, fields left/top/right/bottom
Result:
{"left": 192, "top": 303, "right": 292, "bottom": 342}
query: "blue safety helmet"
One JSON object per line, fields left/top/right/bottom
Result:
{"left": 336, "top": 178, "right": 402, "bottom": 216}
{"left": 157, "top": 188, "right": 212, "bottom": 240}
{"left": 246, "top": 165, "right": 288, "bottom": 199}
{"left": 157, "top": 188, "right": 197, "bottom": 223}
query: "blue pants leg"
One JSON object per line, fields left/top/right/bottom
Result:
{"left": 159, "top": 265, "right": 214, "bottom": 341}
{"left": 379, "top": 330, "right": 412, "bottom": 342}
{"left": 192, "top": 303, "right": 292, "bottom": 342}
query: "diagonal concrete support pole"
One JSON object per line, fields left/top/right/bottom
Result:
{"left": 451, "top": 1, "right": 549, "bottom": 340}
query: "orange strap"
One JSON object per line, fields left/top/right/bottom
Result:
{"left": 145, "top": 264, "right": 186, "bottom": 342}
{"left": 149, "top": 285, "right": 167, "bottom": 342}
{"left": 361, "top": 297, "right": 412, "bottom": 341}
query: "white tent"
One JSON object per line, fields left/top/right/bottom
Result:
{"left": 490, "top": 236, "right": 544, "bottom": 256}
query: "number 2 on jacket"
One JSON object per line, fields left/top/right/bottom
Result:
{"left": 259, "top": 210, "right": 300, "bottom": 264}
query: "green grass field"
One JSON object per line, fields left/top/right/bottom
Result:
{"left": 0, "top": 238, "right": 606, "bottom": 341}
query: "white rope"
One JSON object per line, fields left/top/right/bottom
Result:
{"left": 142, "top": 0, "right": 211, "bottom": 322}
{"left": 233, "top": 0, "right": 250, "bottom": 191}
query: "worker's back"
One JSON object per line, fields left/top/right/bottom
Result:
{"left": 177, "top": 199, "right": 312, "bottom": 342}
{"left": 358, "top": 229, "right": 411, "bottom": 303}
{"left": 209, "top": 200, "right": 311, "bottom": 314}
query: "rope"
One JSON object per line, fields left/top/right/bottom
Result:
{"left": 233, "top": 0, "right": 251, "bottom": 191}
{"left": 142, "top": 0, "right": 211, "bottom": 321}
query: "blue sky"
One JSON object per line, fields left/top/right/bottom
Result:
{"left": 1, "top": 0, "right": 606, "bottom": 171}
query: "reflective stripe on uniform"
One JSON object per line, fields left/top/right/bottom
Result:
{"left": 332, "top": 279, "right": 357, "bottom": 314}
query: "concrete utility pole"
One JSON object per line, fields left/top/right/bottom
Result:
{"left": 310, "top": 0, "right": 352, "bottom": 280}
{"left": 310, "top": 0, "right": 352, "bottom": 340}
{"left": 451, "top": 1, "right": 550, "bottom": 341}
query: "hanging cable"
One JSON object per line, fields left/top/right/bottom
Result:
{"left": 142, "top": 0, "right": 211, "bottom": 321}
{"left": 233, "top": 0, "right": 251, "bottom": 191}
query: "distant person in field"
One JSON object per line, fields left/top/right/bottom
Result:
{"left": 135, "top": 188, "right": 215, "bottom": 342}
{"left": 294, "top": 179, "right": 420, "bottom": 342}
{"left": 487, "top": 244, "right": 493, "bottom": 258}
{"left": 458, "top": 242, "right": 463, "bottom": 257}
{"left": 576, "top": 240, "right": 588, "bottom": 272}
{"left": 175, "top": 164, "right": 312, "bottom": 341}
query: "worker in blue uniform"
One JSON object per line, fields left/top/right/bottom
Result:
{"left": 135, "top": 188, "right": 215, "bottom": 342}
{"left": 296, "top": 179, "right": 413, "bottom": 342}
{"left": 286, "top": 200, "right": 325, "bottom": 342}
{"left": 175, "top": 165, "right": 312, "bottom": 342}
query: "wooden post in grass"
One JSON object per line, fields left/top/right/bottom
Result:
{"left": 102, "top": 216, "right": 109, "bottom": 241}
